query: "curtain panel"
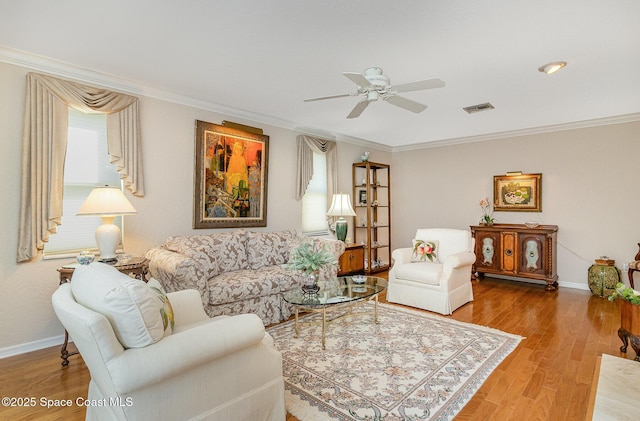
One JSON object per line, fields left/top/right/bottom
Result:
{"left": 295, "top": 135, "right": 338, "bottom": 229}
{"left": 16, "top": 73, "right": 144, "bottom": 263}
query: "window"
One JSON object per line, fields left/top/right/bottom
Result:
{"left": 301, "top": 151, "right": 328, "bottom": 235}
{"left": 44, "top": 108, "right": 122, "bottom": 256}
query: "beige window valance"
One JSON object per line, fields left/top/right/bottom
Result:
{"left": 16, "top": 72, "right": 144, "bottom": 263}
{"left": 295, "top": 135, "right": 338, "bottom": 229}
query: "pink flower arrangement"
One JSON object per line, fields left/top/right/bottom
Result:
{"left": 479, "top": 197, "right": 495, "bottom": 225}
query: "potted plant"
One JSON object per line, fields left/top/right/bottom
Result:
{"left": 609, "top": 282, "right": 640, "bottom": 360}
{"left": 285, "top": 241, "right": 338, "bottom": 293}
{"left": 478, "top": 197, "right": 495, "bottom": 226}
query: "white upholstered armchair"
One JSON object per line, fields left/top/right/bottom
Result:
{"left": 52, "top": 263, "right": 285, "bottom": 421}
{"left": 387, "top": 228, "right": 476, "bottom": 315}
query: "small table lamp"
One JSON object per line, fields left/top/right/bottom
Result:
{"left": 327, "top": 193, "right": 356, "bottom": 242}
{"left": 77, "top": 186, "right": 137, "bottom": 263}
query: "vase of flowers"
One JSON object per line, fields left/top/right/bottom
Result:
{"left": 285, "top": 241, "right": 338, "bottom": 294}
{"left": 479, "top": 197, "right": 495, "bottom": 226}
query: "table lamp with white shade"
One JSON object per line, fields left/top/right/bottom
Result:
{"left": 327, "top": 193, "right": 356, "bottom": 242}
{"left": 77, "top": 186, "right": 137, "bottom": 263}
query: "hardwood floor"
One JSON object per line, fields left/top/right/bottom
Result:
{"left": 0, "top": 277, "right": 631, "bottom": 420}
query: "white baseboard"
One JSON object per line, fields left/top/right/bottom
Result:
{"left": 0, "top": 334, "right": 66, "bottom": 360}
{"left": 487, "top": 275, "right": 590, "bottom": 291}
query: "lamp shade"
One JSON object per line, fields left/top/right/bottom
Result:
{"left": 77, "top": 186, "right": 136, "bottom": 262}
{"left": 327, "top": 193, "right": 356, "bottom": 242}
{"left": 326, "top": 194, "right": 356, "bottom": 217}
{"left": 77, "top": 186, "right": 137, "bottom": 216}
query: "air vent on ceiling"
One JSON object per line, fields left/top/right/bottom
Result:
{"left": 463, "top": 102, "right": 494, "bottom": 114}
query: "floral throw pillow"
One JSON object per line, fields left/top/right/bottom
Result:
{"left": 411, "top": 239, "right": 439, "bottom": 263}
{"left": 148, "top": 278, "right": 175, "bottom": 337}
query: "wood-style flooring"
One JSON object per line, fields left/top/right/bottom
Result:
{"left": 0, "top": 276, "right": 631, "bottom": 420}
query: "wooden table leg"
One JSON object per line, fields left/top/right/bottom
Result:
{"left": 60, "top": 330, "right": 78, "bottom": 366}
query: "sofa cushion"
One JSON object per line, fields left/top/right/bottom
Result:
{"left": 71, "top": 262, "right": 165, "bottom": 348}
{"left": 207, "top": 266, "right": 298, "bottom": 306}
{"left": 247, "top": 229, "right": 297, "bottom": 270}
{"left": 393, "top": 261, "right": 443, "bottom": 286}
{"left": 165, "top": 230, "right": 249, "bottom": 276}
{"left": 411, "top": 239, "right": 439, "bottom": 263}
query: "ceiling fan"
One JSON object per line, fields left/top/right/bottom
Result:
{"left": 304, "top": 67, "right": 445, "bottom": 119}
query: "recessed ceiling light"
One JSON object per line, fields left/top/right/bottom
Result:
{"left": 538, "top": 61, "right": 567, "bottom": 75}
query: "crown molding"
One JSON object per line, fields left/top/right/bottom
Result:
{"left": 2, "top": 45, "right": 632, "bottom": 154}
{"left": 0, "top": 45, "right": 392, "bottom": 151}
{"left": 392, "top": 113, "right": 640, "bottom": 152}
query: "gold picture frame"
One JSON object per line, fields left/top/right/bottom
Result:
{"left": 194, "top": 120, "right": 269, "bottom": 228}
{"left": 493, "top": 173, "right": 542, "bottom": 212}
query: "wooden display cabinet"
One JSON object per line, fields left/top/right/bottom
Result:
{"left": 352, "top": 161, "right": 391, "bottom": 274}
{"left": 470, "top": 223, "right": 558, "bottom": 291}
{"left": 338, "top": 244, "right": 365, "bottom": 276}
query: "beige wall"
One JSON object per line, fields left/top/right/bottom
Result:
{"left": 392, "top": 122, "right": 640, "bottom": 287}
{"left": 0, "top": 62, "right": 390, "bottom": 355}
{"left": 2, "top": 58, "right": 638, "bottom": 356}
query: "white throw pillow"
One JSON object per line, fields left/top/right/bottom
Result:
{"left": 411, "top": 239, "right": 439, "bottom": 263}
{"left": 71, "top": 262, "right": 164, "bottom": 348}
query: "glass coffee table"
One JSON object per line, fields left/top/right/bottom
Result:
{"left": 282, "top": 275, "right": 387, "bottom": 349}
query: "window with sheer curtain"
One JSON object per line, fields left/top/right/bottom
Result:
{"left": 44, "top": 109, "right": 123, "bottom": 256}
{"left": 301, "top": 151, "right": 328, "bottom": 235}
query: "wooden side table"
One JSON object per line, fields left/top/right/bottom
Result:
{"left": 338, "top": 244, "right": 365, "bottom": 276}
{"left": 56, "top": 257, "right": 149, "bottom": 366}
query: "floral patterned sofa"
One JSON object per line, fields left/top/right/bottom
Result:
{"left": 145, "top": 229, "right": 345, "bottom": 325}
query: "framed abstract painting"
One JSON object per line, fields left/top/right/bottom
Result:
{"left": 193, "top": 120, "right": 269, "bottom": 228}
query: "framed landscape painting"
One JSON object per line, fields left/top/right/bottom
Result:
{"left": 493, "top": 173, "right": 542, "bottom": 212}
{"left": 194, "top": 120, "right": 269, "bottom": 228}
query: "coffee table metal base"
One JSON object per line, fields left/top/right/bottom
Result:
{"left": 293, "top": 294, "right": 381, "bottom": 350}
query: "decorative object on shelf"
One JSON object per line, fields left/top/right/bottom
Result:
{"left": 358, "top": 189, "right": 367, "bottom": 204}
{"left": 524, "top": 221, "right": 540, "bottom": 228}
{"left": 478, "top": 197, "right": 495, "bottom": 226}
{"left": 360, "top": 151, "right": 370, "bottom": 162}
{"left": 588, "top": 257, "right": 621, "bottom": 298}
{"left": 193, "top": 120, "right": 269, "bottom": 228}
{"left": 493, "top": 172, "right": 542, "bottom": 212}
{"left": 77, "top": 186, "right": 137, "bottom": 263}
{"left": 326, "top": 193, "right": 357, "bottom": 242}
{"left": 285, "top": 242, "right": 338, "bottom": 294}
{"left": 76, "top": 250, "right": 95, "bottom": 265}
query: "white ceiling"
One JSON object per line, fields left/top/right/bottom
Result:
{"left": 1, "top": 0, "right": 639, "bottom": 149}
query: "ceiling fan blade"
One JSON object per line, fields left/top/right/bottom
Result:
{"left": 392, "top": 78, "right": 445, "bottom": 93}
{"left": 343, "top": 72, "right": 371, "bottom": 87}
{"left": 304, "top": 93, "right": 352, "bottom": 102}
{"left": 385, "top": 95, "right": 428, "bottom": 113}
{"left": 347, "top": 100, "right": 370, "bottom": 119}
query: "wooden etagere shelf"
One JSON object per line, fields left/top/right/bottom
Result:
{"left": 352, "top": 161, "right": 391, "bottom": 274}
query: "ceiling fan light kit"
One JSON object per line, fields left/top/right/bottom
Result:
{"left": 304, "top": 67, "right": 445, "bottom": 119}
{"left": 538, "top": 61, "right": 567, "bottom": 75}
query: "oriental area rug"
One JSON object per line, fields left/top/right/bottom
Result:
{"left": 267, "top": 302, "right": 523, "bottom": 420}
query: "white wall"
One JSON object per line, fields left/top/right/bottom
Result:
{"left": 0, "top": 61, "right": 390, "bottom": 356}
{"left": 391, "top": 123, "right": 640, "bottom": 288}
